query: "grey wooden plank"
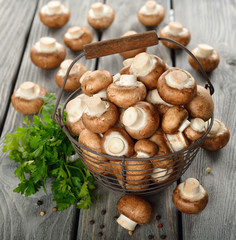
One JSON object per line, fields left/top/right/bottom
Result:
{"left": 0, "top": 0, "right": 97, "bottom": 240}
{"left": 0, "top": 0, "right": 38, "bottom": 132}
{"left": 78, "top": 1, "right": 180, "bottom": 239}
{"left": 174, "top": 0, "right": 236, "bottom": 239}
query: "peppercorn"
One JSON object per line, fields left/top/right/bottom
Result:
{"left": 158, "top": 223, "right": 163, "bottom": 228}
{"left": 206, "top": 167, "right": 211, "bottom": 173}
{"left": 40, "top": 211, "right": 45, "bottom": 216}
{"left": 98, "top": 232, "right": 103, "bottom": 237}
{"left": 101, "top": 209, "right": 106, "bottom": 215}
{"left": 113, "top": 215, "right": 119, "bottom": 220}
{"left": 37, "top": 200, "right": 43, "bottom": 206}
{"left": 52, "top": 207, "right": 57, "bottom": 212}
{"left": 160, "top": 234, "right": 166, "bottom": 239}
{"left": 100, "top": 224, "right": 105, "bottom": 229}
{"left": 89, "top": 220, "right": 95, "bottom": 224}
{"left": 148, "top": 234, "right": 154, "bottom": 239}
{"left": 156, "top": 215, "right": 161, "bottom": 221}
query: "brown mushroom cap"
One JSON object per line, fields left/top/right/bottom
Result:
{"left": 81, "top": 70, "right": 113, "bottom": 95}
{"left": 188, "top": 44, "right": 220, "bottom": 72}
{"left": 157, "top": 67, "right": 197, "bottom": 105}
{"left": 202, "top": 118, "right": 230, "bottom": 151}
{"left": 87, "top": 2, "right": 115, "bottom": 29}
{"left": 172, "top": 178, "right": 209, "bottom": 214}
{"left": 129, "top": 53, "right": 167, "bottom": 90}
{"left": 11, "top": 82, "right": 47, "bottom": 115}
{"left": 134, "top": 139, "right": 158, "bottom": 157}
{"left": 137, "top": 1, "right": 165, "bottom": 27}
{"left": 119, "top": 31, "right": 146, "bottom": 59}
{"left": 82, "top": 97, "right": 119, "bottom": 134}
{"left": 39, "top": 1, "right": 70, "bottom": 28}
{"left": 101, "top": 127, "right": 134, "bottom": 157}
{"left": 64, "top": 26, "right": 93, "bottom": 51}
{"left": 162, "top": 106, "right": 189, "bottom": 134}
{"left": 160, "top": 22, "right": 191, "bottom": 49}
{"left": 185, "top": 85, "right": 214, "bottom": 121}
{"left": 107, "top": 74, "right": 147, "bottom": 108}
{"left": 55, "top": 59, "right": 87, "bottom": 91}
{"left": 117, "top": 195, "right": 153, "bottom": 225}
{"left": 30, "top": 37, "right": 66, "bottom": 69}
{"left": 184, "top": 118, "right": 206, "bottom": 141}
{"left": 121, "top": 101, "right": 160, "bottom": 140}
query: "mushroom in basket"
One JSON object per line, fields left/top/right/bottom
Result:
{"left": 184, "top": 118, "right": 206, "bottom": 141}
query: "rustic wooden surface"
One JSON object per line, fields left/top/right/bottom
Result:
{"left": 0, "top": 0, "right": 235, "bottom": 240}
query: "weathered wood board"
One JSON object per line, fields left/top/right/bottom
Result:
{"left": 0, "top": 0, "right": 97, "bottom": 239}
{"left": 174, "top": 0, "right": 236, "bottom": 239}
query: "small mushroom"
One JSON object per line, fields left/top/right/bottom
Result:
{"left": 66, "top": 94, "right": 88, "bottom": 136}
{"left": 166, "top": 132, "right": 189, "bottom": 152}
{"left": 30, "top": 37, "right": 66, "bottom": 69}
{"left": 184, "top": 118, "right": 206, "bottom": 141}
{"left": 81, "top": 70, "right": 112, "bottom": 96}
{"left": 202, "top": 118, "right": 230, "bottom": 151}
{"left": 101, "top": 127, "right": 134, "bottom": 157}
{"left": 119, "top": 31, "right": 146, "bottom": 59}
{"left": 116, "top": 195, "right": 153, "bottom": 231}
{"left": 160, "top": 22, "right": 191, "bottom": 49}
{"left": 146, "top": 89, "right": 173, "bottom": 116}
{"left": 11, "top": 82, "right": 47, "bottom": 114}
{"left": 151, "top": 167, "right": 174, "bottom": 184}
{"left": 64, "top": 26, "right": 93, "bottom": 51}
{"left": 79, "top": 129, "right": 109, "bottom": 175}
{"left": 55, "top": 59, "right": 87, "bottom": 91}
{"left": 82, "top": 96, "right": 119, "bottom": 134}
{"left": 39, "top": 1, "right": 70, "bottom": 28}
{"left": 134, "top": 139, "right": 158, "bottom": 158}
{"left": 120, "top": 101, "right": 160, "bottom": 139}
{"left": 161, "top": 106, "right": 190, "bottom": 134}
{"left": 172, "top": 178, "right": 209, "bottom": 214}
{"left": 129, "top": 53, "right": 167, "bottom": 90}
{"left": 87, "top": 2, "right": 115, "bottom": 30}
{"left": 107, "top": 74, "right": 146, "bottom": 108}
{"left": 185, "top": 85, "right": 214, "bottom": 121}
{"left": 137, "top": 1, "right": 165, "bottom": 27}
{"left": 188, "top": 44, "right": 220, "bottom": 72}
{"left": 157, "top": 67, "right": 197, "bottom": 105}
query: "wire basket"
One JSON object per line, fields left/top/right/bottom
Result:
{"left": 53, "top": 31, "right": 214, "bottom": 195}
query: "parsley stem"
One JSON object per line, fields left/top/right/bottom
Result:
{"left": 64, "top": 163, "right": 71, "bottom": 178}
{"left": 67, "top": 165, "right": 86, "bottom": 179}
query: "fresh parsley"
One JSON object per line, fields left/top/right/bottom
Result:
{"left": 3, "top": 93, "right": 97, "bottom": 211}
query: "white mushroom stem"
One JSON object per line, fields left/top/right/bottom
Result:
{"left": 123, "top": 58, "right": 133, "bottom": 67}
{"left": 179, "top": 178, "right": 206, "bottom": 202}
{"left": 113, "top": 73, "right": 121, "bottom": 83}
{"left": 115, "top": 75, "right": 139, "bottom": 87}
{"left": 117, "top": 214, "right": 138, "bottom": 231}
{"left": 130, "top": 53, "right": 157, "bottom": 77}
{"left": 89, "top": 2, "right": 109, "bottom": 18}
{"left": 178, "top": 119, "right": 191, "bottom": 132}
{"left": 93, "top": 88, "right": 107, "bottom": 99}
{"left": 152, "top": 167, "right": 172, "bottom": 182}
{"left": 146, "top": 89, "right": 173, "bottom": 106}
{"left": 60, "top": 59, "right": 79, "bottom": 75}
{"left": 15, "top": 82, "right": 40, "bottom": 100}
{"left": 39, "top": 37, "right": 57, "bottom": 53}
{"left": 84, "top": 96, "right": 108, "bottom": 117}
{"left": 190, "top": 118, "right": 205, "bottom": 132}
{"left": 165, "top": 70, "right": 195, "bottom": 90}
{"left": 122, "top": 107, "right": 146, "bottom": 130}
{"left": 136, "top": 151, "right": 150, "bottom": 158}
{"left": 168, "top": 22, "right": 183, "bottom": 36}
{"left": 47, "top": 1, "right": 62, "bottom": 14}
{"left": 108, "top": 137, "right": 125, "bottom": 154}
{"left": 166, "top": 132, "right": 188, "bottom": 152}
{"left": 196, "top": 44, "right": 214, "bottom": 58}
{"left": 140, "top": 1, "right": 160, "bottom": 15}
{"left": 65, "top": 27, "right": 84, "bottom": 39}
{"left": 206, "top": 119, "right": 227, "bottom": 137}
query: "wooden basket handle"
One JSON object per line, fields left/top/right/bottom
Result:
{"left": 83, "top": 30, "right": 158, "bottom": 59}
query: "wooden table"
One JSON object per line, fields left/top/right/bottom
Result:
{"left": 0, "top": 0, "right": 235, "bottom": 239}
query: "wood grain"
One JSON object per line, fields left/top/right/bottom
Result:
{"left": 174, "top": 0, "right": 236, "bottom": 239}
{"left": 0, "top": 0, "right": 97, "bottom": 239}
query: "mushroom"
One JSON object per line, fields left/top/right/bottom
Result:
{"left": 55, "top": 59, "right": 87, "bottom": 91}
{"left": 151, "top": 167, "right": 174, "bottom": 184}
{"left": 81, "top": 70, "right": 112, "bottom": 96}
{"left": 39, "top": 1, "right": 70, "bottom": 28}
{"left": 128, "top": 53, "right": 167, "bottom": 90}
{"left": 101, "top": 127, "right": 134, "bottom": 157}
{"left": 188, "top": 44, "right": 220, "bottom": 72}
{"left": 119, "top": 31, "right": 146, "bottom": 59}
{"left": 160, "top": 22, "right": 191, "bottom": 49}
{"left": 116, "top": 195, "right": 153, "bottom": 232}
{"left": 11, "top": 81, "right": 47, "bottom": 114}
{"left": 87, "top": 2, "right": 115, "bottom": 30}
{"left": 137, "top": 1, "right": 165, "bottom": 27}
{"left": 185, "top": 85, "right": 214, "bottom": 121}
{"left": 78, "top": 129, "right": 109, "bottom": 175}
{"left": 157, "top": 67, "right": 197, "bottom": 105}
{"left": 161, "top": 106, "right": 190, "bottom": 134}
{"left": 120, "top": 101, "right": 160, "bottom": 139}
{"left": 66, "top": 94, "right": 88, "bottom": 136}
{"left": 166, "top": 132, "right": 189, "bottom": 152}
{"left": 146, "top": 89, "right": 173, "bottom": 116}
{"left": 64, "top": 26, "right": 93, "bottom": 51}
{"left": 202, "top": 118, "right": 230, "bottom": 151}
{"left": 82, "top": 96, "right": 119, "bottom": 134}
{"left": 184, "top": 118, "right": 206, "bottom": 141}
{"left": 30, "top": 37, "right": 66, "bottom": 69}
{"left": 172, "top": 178, "right": 209, "bottom": 214}
{"left": 134, "top": 139, "right": 158, "bottom": 158}
{"left": 106, "top": 74, "right": 146, "bottom": 108}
